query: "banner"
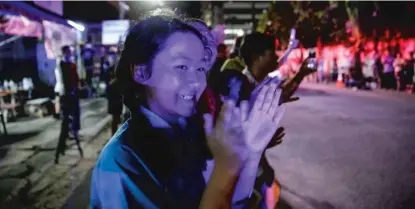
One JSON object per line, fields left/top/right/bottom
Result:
{"left": 42, "top": 20, "right": 77, "bottom": 59}
{"left": 40, "top": 20, "right": 76, "bottom": 86}
{"left": 0, "top": 14, "right": 42, "bottom": 38}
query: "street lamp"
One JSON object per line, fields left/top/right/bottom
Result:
{"left": 67, "top": 20, "right": 85, "bottom": 32}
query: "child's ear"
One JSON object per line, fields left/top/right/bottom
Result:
{"left": 131, "top": 64, "right": 150, "bottom": 84}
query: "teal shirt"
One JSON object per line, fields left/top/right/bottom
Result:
{"left": 90, "top": 107, "right": 209, "bottom": 209}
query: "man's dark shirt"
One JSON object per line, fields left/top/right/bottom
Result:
{"left": 60, "top": 60, "right": 79, "bottom": 95}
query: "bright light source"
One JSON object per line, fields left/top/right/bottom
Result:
{"left": 268, "top": 70, "right": 281, "bottom": 78}
{"left": 119, "top": 2, "right": 130, "bottom": 11}
{"left": 224, "top": 39, "right": 235, "bottom": 45}
{"left": 224, "top": 29, "right": 244, "bottom": 36}
{"left": 67, "top": 20, "right": 85, "bottom": 32}
{"left": 149, "top": 0, "right": 164, "bottom": 6}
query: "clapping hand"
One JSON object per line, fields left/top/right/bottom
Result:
{"left": 204, "top": 100, "right": 247, "bottom": 174}
{"left": 250, "top": 78, "right": 290, "bottom": 148}
{"left": 240, "top": 83, "right": 286, "bottom": 155}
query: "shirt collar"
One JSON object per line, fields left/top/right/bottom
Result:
{"left": 139, "top": 106, "right": 187, "bottom": 130}
{"left": 242, "top": 68, "right": 259, "bottom": 85}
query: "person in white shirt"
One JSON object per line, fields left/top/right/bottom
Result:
{"left": 393, "top": 52, "right": 405, "bottom": 90}
{"left": 362, "top": 52, "right": 377, "bottom": 89}
{"left": 54, "top": 58, "right": 64, "bottom": 118}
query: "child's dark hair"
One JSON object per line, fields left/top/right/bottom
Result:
{"left": 115, "top": 9, "right": 208, "bottom": 112}
{"left": 239, "top": 32, "right": 276, "bottom": 68}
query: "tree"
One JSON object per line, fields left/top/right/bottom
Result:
{"left": 258, "top": 1, "right": 355, "bottom": 49}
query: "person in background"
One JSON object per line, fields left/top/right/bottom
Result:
{"left": 403, "top": 51, "right": 414, "bottom": 93}
{"left": 54, "top": 58, "right": 64, "bottom": 119}
{"left": 83, "top": 44, "right": 95, "bottom": 95}
{"left": 99, "top": 46, "right": 108, "bottom": 83}
{"left": 216, "top": 32, "right": 315, "bottom": 209}
{"left": 332, "top": 57, "right": 339, "bottom": 82}
{"left": 381, "top": 49, "right": 396, "bottom": 90}
{"left": 393, "top": 52, "right": 405, "bottom": 91}
{"left": 362, "top": 51, "right": 377, "bottom": 90}
{"left": 207, "top": 43, "right": 227, "bottom": 88}
{"left": 221, "top": 36, "right": 246, "bottom": 72}
{"left": 374, "top": 53, "right": 384, "bottom": 89}
{"left": 55, "top": 45, "right": 83, "bottom": 164}
{"left": 317, "top": 53, "right": 326, "bottom": 83}
{"left": 349, "top": 49, "right": 364, "bottom": 90}
{"left": 105, "top": 54, "right": 122, "bottom": 135}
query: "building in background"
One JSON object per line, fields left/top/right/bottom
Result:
{"left": 202, "top": 1, "right": 270, "bottom": 47}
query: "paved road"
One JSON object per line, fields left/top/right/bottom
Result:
{"left": 26, "top": 85, "right": 415, "bottom": 209}
{"left": 267, "top": 83, "right": 415, "bottom": 209}
{"left": 0, "top": 98, "right": 110, "bottom": 207}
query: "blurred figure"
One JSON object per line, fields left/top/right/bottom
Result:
{"left": 221, "top": 36, "right": 245, "bottom": 72}
{"left": 105, "top": 53, "right": 122, "bottom": 135}
{"left": 83, "top": 44, "right": 95, "bottom": 93}
{"left": 349, "top": 50, "right": 364, "bottom": 90}
{"left": 317, "top": 54, "right": 326, "bottom": 83}
{"left": 394, "top": 52, "right": 405, "bottom": 91}
{"left": 332, "top": 57, "right": 339, "bottom": 82}
{"left": 403, "top": 51, "right": 414, "bottom": 93}
{"left": 207, "top": 43, "right": 227, "bottom": 88}
{"left": 362, "top": 52, "right": 377, "bottom": 90}
{"left": 338, "top": 48, "right": 354, "bottom": 87}
{"left": 99, "top": 46, "right": 108, "bottom": 82}
{"left": 381, "top": 49, "right": 395, "bottom": 90}
{"left": 55, "top": 45, "right": 83, "bottom": 164}
{"left": 54, "top": 58, "right": 64, "bottom": 118}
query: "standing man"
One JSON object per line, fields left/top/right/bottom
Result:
{"left": 83, "top": 44, "right": 95, "bottom": 96}
{"left": 55, "top": 45, "right": 83, "bottom": 164}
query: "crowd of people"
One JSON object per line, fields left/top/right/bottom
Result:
{"left": 275, "top": 38, "right": 415, "bottom": 93}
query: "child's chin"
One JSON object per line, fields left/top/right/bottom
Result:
{"left": 178, "top": 108, "right": 196, "bottom": 117}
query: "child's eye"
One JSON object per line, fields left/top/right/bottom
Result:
{"left": 197, "top": 67, "right": 207, "bottom": 72}
{"left": 175, "top": 65, "right": 188, "bottom": 71}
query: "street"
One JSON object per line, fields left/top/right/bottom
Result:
{"left": 0, "top": 98, "right": 111, "bottom": 209}
{"left": 1, "top": 85, "right": 414, "bottom": 209}
{"left": 268, "top": 83, "right": 415, "bottom": 209}
{"left": 65, "top": 83, "right": 415, "bottom": 209}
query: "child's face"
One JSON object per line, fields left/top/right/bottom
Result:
{"left": 144, "top": 32, "right": 209, "bottom": 120}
